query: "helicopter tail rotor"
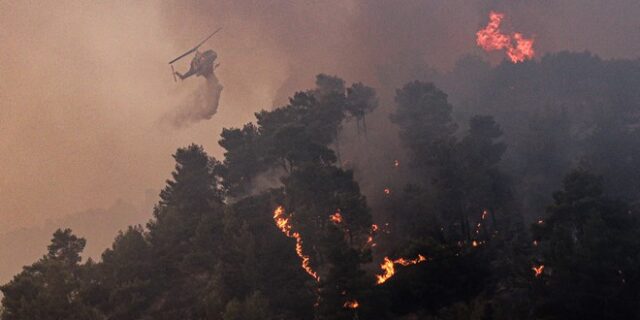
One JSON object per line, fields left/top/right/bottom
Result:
{"left": 170, "top": 64, "right": 177, "bottom": 82}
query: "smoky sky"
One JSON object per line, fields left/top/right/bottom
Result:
{"left": 1, "top": 0, "right": 639, "bottom": 234}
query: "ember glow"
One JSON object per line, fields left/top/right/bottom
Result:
{"left": 475, "top": 210, "right": 488, "bottom": 234}
{"left": 376, "top": 255, "right": 427, "bottom": 285}
{"left": 476, "top": 11, "right": 535, "bottom": 63}
{"left": 343, "top": 300, "right": 359, "bottom": 309}
{"left": 273, "top": 206, "right": 319, "bottom": 281}
{"left": 330, "top": 211, "right": 343, "bottom": 224}
{"left": 366, "top": 224, "right": 380, "bottom": 247}
{"left": 532, "top": 264, "right": 544, "bottom": 277}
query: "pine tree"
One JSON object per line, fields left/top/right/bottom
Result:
{"left": 145, "top": 144, "right": 225, "bottom": 319}
{"left": 0, "top": 229, "right": 102, "bottom": 320}
{"left": 532, "top": 169, "right": 640, "bottom": 319}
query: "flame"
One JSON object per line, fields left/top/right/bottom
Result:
{"left": 330, "top": 211, "right": 343, "bottom": 224}
{"left": 273, "top": 206, "right": 319, "bottom": 281}
{"left": 508, "top": 33, "right": 535, "bottom": 63}
{"left": 476, "top": 11, "right": 535, "bottom": 63}
{"left": 472, "top": 240, "right": 478, "bottom": 247}
{"left": 376, "top": 254, "right": 426, "bottom": 285}
{"left": 343, "top": 300, "right": 359, "bottom": 309}
{"left": 384, "top": 188, "right": 391, "bottom": 195}
{"left": 393, "top": 159, "right": 400, "bottom": 167}
{"left": 532, "top": 264, "right": 544, "bottom": 277}
{"left": 476, "top": 12, "right": 510, "bottom": 50}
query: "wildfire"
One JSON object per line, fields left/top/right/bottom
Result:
{"left": 532, "top": 264, "right": 544, "bottom": 277}
{"left": 476, "top": 11, "right": 535, "bottom": 63}
{"left": 330, "top": 211, "right": 343, "bottom": 224}
{"left": 343, "top": 300, "right": 359, "bottom": 309}
{"left": 376, "top": 255, "right": 427, "bottom": 285}
{"left": 273, "top": 206, "right": 319, "bottom": 281}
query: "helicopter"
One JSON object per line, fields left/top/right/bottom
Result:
{"left": 169, "top": 27, "right": 222, "bottom": 82}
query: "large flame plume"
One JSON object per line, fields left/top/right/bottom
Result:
{"left": 273, "top": 206, "right": 320, "bottom": 281}
{"left": 376, "top": 254, "right": 427, "bottom": 285}
{"left": 476, "top": 11, "right": 535, "bottom": 63}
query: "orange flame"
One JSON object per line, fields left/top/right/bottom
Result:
{"left": 330, "top": 211, "right": 343, "bottom": 224}
{"left": 273, "top": 206, "right": 319, "bottom": 281}
{"left": 384, "top": 188, "right": 391, "bottom": 195}
{"left": 508, "top": 33, "right": 534, "bottom": 63}
{"left": 343, "top": 300, "right": 359, "bottom": 309}
{"left": 532, "top": 264, "right": 544, "bottom": 277}
{"left": 476, "top": 11, "right": 535, "bottom": 63}
{"left": 376, "top": 255, "right": 426, "bottom": 284}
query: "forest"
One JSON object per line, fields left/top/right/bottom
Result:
{"left": 3, "top": 51, "right": 640, "bottom": 320}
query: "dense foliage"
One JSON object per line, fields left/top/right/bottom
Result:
{"left": 3, "top": 53, "right": 640, "bottom": 319}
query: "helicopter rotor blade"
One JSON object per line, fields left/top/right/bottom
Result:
{"left": 169, "top": 47, "right": 197, "bottom": 65}
{"left": 168, "top": 27, "right": 222, "bottom": 65}
{"left": 194, "top": 27, "right": 223, "bottom": 50}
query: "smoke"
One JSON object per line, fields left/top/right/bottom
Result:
{"left": 2, "top": 0, "right": 640, "bottom": 252}
{"left": 0, "top": 198, "right": 150, "bottom": 283}
{"left": 161, "top": 74, "right": 224, "bottom": 128}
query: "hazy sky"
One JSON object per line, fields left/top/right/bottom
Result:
{"left": 1, "top": 0, "right": 639, "bottom": 233}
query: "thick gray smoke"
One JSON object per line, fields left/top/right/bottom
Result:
{"left": 161, "top": 74, "right": 224, "bottom": 128}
